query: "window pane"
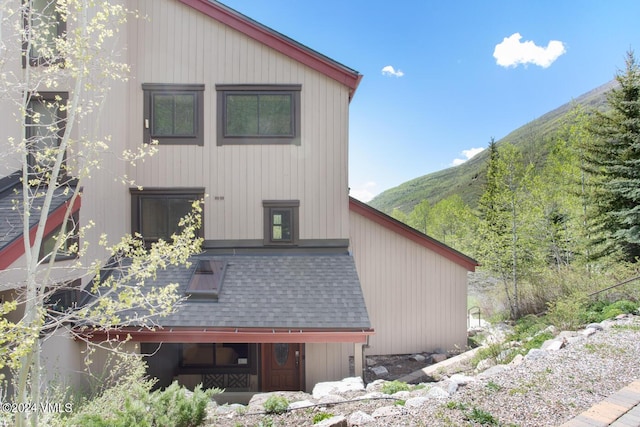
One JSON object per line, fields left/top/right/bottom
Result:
{"left": 272, "top": 209, "right": 291, "bottom": 241}
{"left": 226, "top": 95, "right": 258, "bottom": 136}
{"left": 167, "top": 198, "right": 193, "bottom": 234}
{"left": 259, "top": 95, "right": 292, "bottom": 136}
{"left": 152, "top": 94, "right": 174, "bottom": 136}
{"left": 29, "top": 0, "right": 60, "bottom": 60}
{"left": 173, "top": 94, "right": 195, "bottom": 135}
{"left": 140, "top": 198, "right": 167, "bottom": 240}
{"left": 29, "top": 100, "right": 60, "bottom": 171}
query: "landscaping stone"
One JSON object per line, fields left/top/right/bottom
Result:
{"left": 426, "top": 386, "right": 449, "bottom": 399}
{"left": 316, "top": 415, "right": 347, "bottom": 427}
{"left": 312, "top": 377, "right": 365, "bottom": 399}
{"left": 370, "top": 365, "right": 389, "bottom": 377}
{"left": 288, "top": 400, "right": 314, "bottom": 410}
{"left": 405, "top": 396, "right": 429, "bottom": 408}
{"left": 582, "top": 327, "right": 597, "bottom": 337}
{"left": 317, "top": 394, "right": 346, "bottom": 405}
{"left": 432, "top": 353, "right": 448, "bottom": 363}
{"left": 348, "top": 410, "right": 375, "bottom": 425}
{"left": 409, "top": 354, "right": 426, "bottom": 362}
{"left": 372, "top": 405, "right": 403, "bottom": 418}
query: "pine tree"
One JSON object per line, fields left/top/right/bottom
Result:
{"left": 585, "top": 51, "right": 640, "bottom": 261}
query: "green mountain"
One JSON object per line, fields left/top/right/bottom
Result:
{"left": 368, "top": 80, "right": 617, "bottom": 214}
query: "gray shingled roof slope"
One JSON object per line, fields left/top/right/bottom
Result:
{"left": 114, "top": 253, "right": 371, "bottom": 330}
{"left": 0, "top": 184, "right": 76, "bottom": 251}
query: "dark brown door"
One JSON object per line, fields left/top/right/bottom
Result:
{"left": 262, "top": 343, "right": 303, "bottom": 391}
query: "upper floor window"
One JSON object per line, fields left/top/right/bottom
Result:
{"left": 142, "top": 84, "right": 204, "bottom": 146}
{"left": 130, "top": 188, "right": 204, "bottom": 245}
{"left": 23, "top": 0, "right": 66, "bottom": 67}
{"left": 263, "top": 200, "right": 299, "bottom": 245}
{"left": 217, "top": 85, "right": 301, "bottom": 146}
{"left": 26, "top": 92, "right": 68, "bottom": 181}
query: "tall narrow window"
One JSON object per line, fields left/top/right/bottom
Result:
{"left": 26, "top": 92, "right": 68, "bottom": 182}
{"left": 142, "top": 84, "right": 204, "bottom": 145}
{"left": 263, "top": 200, "right": 299, "bottom": 245}
{"left": 23, "top": 0, "right": 66, "bottom": 66}
{"left": 217, "top": 85, "right": 301, "bottom": 145}
{"left": 40, "top": 210, "right": 79, "bottom": 261}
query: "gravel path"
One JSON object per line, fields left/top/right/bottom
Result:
{"left": 208, "top": 315, "right": 640, "bottom": 426}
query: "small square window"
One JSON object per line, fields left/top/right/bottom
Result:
{"left": 263, "top": 200, "right": 299, "bottom": 245}
{"left": 217, "top": 85, "right": 301, "bottom": 145}
{"left": 142, "top": 84, "right": 204, "bottom": 145}
{"left": 40, "top": 211, "right": 79, "bottom": 261}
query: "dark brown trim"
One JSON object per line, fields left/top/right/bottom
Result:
{"left": 142, "top": 83, "right": 205, "bottom": 146}
{"left": 80, "top": 327, "right": 374, "bottom": 344}
{"left": 349, "top": 197, "right": 479, "bottom": 271}
{"left": 203, "top": 239, "right": 349, "bottom": 250}
{"left": 177, "top": 0, "right": 362, "bottom": 100}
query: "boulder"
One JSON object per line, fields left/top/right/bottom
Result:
{"left": 426, "top": 386, "right": 449, "bottom": 399}
{"left": 370, "top": 365, "right": 389, "bottom": 377}
{"left": 477, "top": 364, "right": 509, "bottom": 379}
{"left": 365, "top": 379, "right": 386, "bottom": 393}
{"left": 316, "top": 415, "right": 347, "bottom": 427}
{"left": 409, "top": 354, "right": 426, "bottom": 362}
{"left": 312, "top": 377, "right": 365, "bottom": 399}
{"left": 525, "top": 348, "right": 547, "bottom": 360}
{"left": 348, "top": 410, "right": 375, "bottom": 425}
{"left": 317, "top": 394, "right": 346, "bottom": 405}
{"left": 405, "top": 396, "right": 430, "bottom": 408}
{"left": 372, "top": 405, "right": 403, "bottom": 418}
{"left": 287, "top": 400, "right": 314, "bottom": 410}
{"left": 581, "top": 327, "right": 597, "bottom": 337}
{"left": 432, "top": 353, "right": 448, "bottom": 363}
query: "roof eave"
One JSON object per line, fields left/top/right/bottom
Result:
{"left": 177, "top": 0, "right": 362, "bottom": 99}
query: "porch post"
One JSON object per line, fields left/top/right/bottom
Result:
{"left": 353, "top": 343, "right": 363, "bottom": 380}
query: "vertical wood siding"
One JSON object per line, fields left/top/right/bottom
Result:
{"left": 305, "top": 343, "right": 353, "bottom": 391}
{"left": 122, "top": 0, "right": 351, "bottom": 240}
{"left": 349, "top": 209, "right": 469, "bottom": 356}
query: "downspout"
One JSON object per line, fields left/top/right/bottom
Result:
{"left": 361, "top": 335, "right": 370, "bottom": 386}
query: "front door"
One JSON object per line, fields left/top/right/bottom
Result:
{"left": 262, "top": 343, "right": 303, "bottom": 391}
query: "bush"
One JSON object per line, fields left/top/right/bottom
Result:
{"left": 380, "top": 380, "right": 411, "bottom": 395}
{"left": 263, "top": 395, "right": 290, "bottom": 415}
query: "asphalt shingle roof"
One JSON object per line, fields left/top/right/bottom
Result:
{"left": 115, "top": 253, "right": 371, "bottom": 331}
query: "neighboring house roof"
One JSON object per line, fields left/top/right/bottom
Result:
{"left": 177, "top": 0, "right": 363, "bottom": 99}
{"left": 0, "top": 172, "right": 81, "bottom": 270}
{"left": 349, "top": 197, "right": 479, "bottom": 272}
{"left": 84, "top": 251, "right": 373, "bottom": 343}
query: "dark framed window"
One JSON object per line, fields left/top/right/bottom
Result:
{"left": 263, "top": 200, "right": 299, "bottom": 245}
{"left": 180, "top": 343, "right": 253, "bottom": 370}
{"left": 217, "top": 85, "right": 301, "bottom": 145}
{"left": 23, "top": 0, "right": 67, "bottom": 67}
{"left": 46, "top": 279, "right": 80, "bottom": 314}
{"left": 40, "top": 210, "right": 79, "bottom": 261}
{"left": 130, "top": 188, "right": 204, "bottom": 245}
{"left": 142, "top": 84, "right": 204, "bottom": 145}
{"left": 26, "top": 92, "right": 68, "bottom": 180}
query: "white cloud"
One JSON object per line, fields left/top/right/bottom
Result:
{"left": 493, "top": 33, "right": 566, "bottom": 68}
{"left": 381, "top": 65, "right": 405, "bottom": 77}
{"left": 451, "top": 147, "right": 485, "bottom": 166}
{"left": 350, "top": 181, "right": 378, "bottom": 202}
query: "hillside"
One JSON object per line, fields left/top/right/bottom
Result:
{"left": 369, "top": 80, "right": 617, "bottom": 213}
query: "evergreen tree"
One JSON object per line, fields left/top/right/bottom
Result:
{"left": 585, "top": 51, "right": 640, "bottom": 261}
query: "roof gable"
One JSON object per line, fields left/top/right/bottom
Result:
{"left": 177, "top": 0, "right": 362, "bottom": 99}
{"left": 349, "top": 197, "right": 478, "bottom": 272}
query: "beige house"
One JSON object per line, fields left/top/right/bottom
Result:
{"left": 0, "top": 0, "right": 477, "bottom": 395}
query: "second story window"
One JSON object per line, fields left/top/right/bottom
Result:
{"left": 23, "top": 0, "right": 66, "bottom": 67}
{"left": 217, "top": 85, "right": 301, "bottom": 146}
{"left": 26, "top": 92, "right": 68, "bottom": 181}
{"left": 40, "top": 210, "right": 79, "bottom": 261}
{"left": 142, "top": 84, "right": 205, "bottom": 146}
{"left": 263, "top": 200, "right": 299, "bottom": 245}
{"left": 130, "top": 188, "right": 204, "bottom": 246}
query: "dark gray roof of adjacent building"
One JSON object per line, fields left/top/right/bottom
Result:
{"left": 111, "top": 252, "right": 371, "bottom": 330}
{"left": 0, "top": 173, "right": 76, "bottom": 251}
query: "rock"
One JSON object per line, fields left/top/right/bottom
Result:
{"left": 586, "top": 323, "right": 604, "bottom": 331}
{"left": 372, "top": 405, "right": 403, "bottom": 418}
{"left": 525, "top": 348, "right": 547, "bottom": 360}
{"left": 288, "top": 400, "right": 314, "bottom": 410}
{"left": 509, "top": 354, "right": 524, "bottom": 366}
{"left": 477, "top": 364, "right": 509, "bottom": 379}
{"left": 426, "top": 386, "right": 450, "bottom": 399}
{"left": 541, "top": 338, "right": 566, "bottom": 351}
{"left": 432, "top": 353, "right": 448, "bottom": 363}
{"left": 356, "top": 391, "right": 385, "bottom": 400}
{"left": 215, "top": 403, "right": 244, "bottom": 416}
{"left": 312, "top": 377, "right": 365, "bottom": 399}
{"left": 476, "top": 358, "right": 496, "bottom": 371}
{"left": 447, "top": 381, "right": 458, "bottom": 395}
{"left": 365, "top": 379, "right": 386, "bottom": 393}
{"left": 391, "top": 390, "right": 411, "bottom": 400}
{"left": 370, "top": 365, "right": 389, "bottom": 377}
{"left": 409, "top": 354, "right": 426, "bottom": 362}
{"left": 405, "top": 396, "right": 430, "bottom": 408}
{"left": 582, "top": 327, "right": 597, "bottom": 337}
{"left": 450, "top": 374, "right": 476, "bottom": 386}
{"left": 366, "top": 358, "right": 377, "bottom": 367}
{"left": 316, "top": 415, "right": 347, "bottom": 427}
{"left": 348, "top": 410, "right": 375, "bottom": 425}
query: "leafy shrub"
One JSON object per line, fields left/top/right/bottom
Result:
{"left": 546, "top": 295, "right": 588, "bottom": 330}
{"left": 380, "top": 380, "right": 411, "bottom": 395}
{"left": 313, "top": 412, "right": 334, "bottom": 424}
{"left": 263, "top": 395, "right": 290, "bottom": 414}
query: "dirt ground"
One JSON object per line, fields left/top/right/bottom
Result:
{"left": 362, "top": 353, "right": 436, "bottom": 384}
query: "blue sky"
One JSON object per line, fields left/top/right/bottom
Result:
{"left": 220, "top": 1, "right": 640, "bottom": 202}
